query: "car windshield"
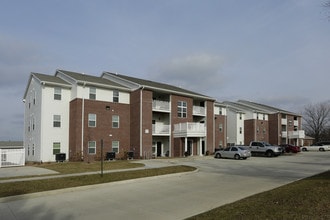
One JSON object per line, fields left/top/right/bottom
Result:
{"left": 264, "top": 142, "right": 272, "bottom": 146}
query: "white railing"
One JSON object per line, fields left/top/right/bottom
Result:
{"left": 281, "top": 131, "right": 287, "bottom": 138}
{"left": 152, "top": 124, "right": 170, "bottom": 135}
{"left": 193, "top": 106, "right": 206, "bottom": 116}
{"left": 281, "top": 118, "right": 287, "bottom": 125}
{"left": 173, "top": 122, "right": 206, "bottom": 137}
{"left": 288, "top": 130, "right": 305, "bottom": 139}
{"left": 0, "top": 149, "right": 25, "bottom": 168}
{"left": 152, "top": 100, "right": 170, "bottom": 112}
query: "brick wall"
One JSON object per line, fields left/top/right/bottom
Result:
{"left": 69, "top": 98, "right": 130, "bottom": 161}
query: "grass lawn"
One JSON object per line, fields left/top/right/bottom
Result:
{"left": 0, "top": 163, "right": 196, "bottom": 198}
{"left": 33, "top": 160, "right": 146, "bottom": 174}
{"left": 186, "top": 170, "right": 330, "bottom": 220}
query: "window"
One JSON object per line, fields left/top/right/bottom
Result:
{"left": 53, "top": 115, "right": 61, "bottom": 127}
{"left": 32, "top": 117, "right": 35, "bottom": 130}
{"left": 113, "top": 90, "right": 119, "bottom": 103}
{"left": 177, "top": 101, "right": 187, "bottom": 118}
{"left": 27, "top": 146, "right": 30, "bottom": 156}
{"left": 88, "top": 114, "right": 96, "bottom": 127}
{"left": 219, "top": 108, "right": 222, "bottom": 115}
{"left": 112, "top": 115, "right": 119, "bottom": 128}
{"left": 89, "top": 87, "right": 96, "bottom": 100}
{"left": 88, "top": 141, "right": 96, "bottom": 154}
{"left": 33, "top": 91, "right": 36, "bottom": 104}
{"left": 112, "top": 141, "right": 119, "bottom": 153}
{"left": 239, "top": 113, "right": 242, "bottom": 120}
{"left": 239, "top": 127, "right": 242, "bottom": 134}
{"left": 219, "top": 124, "right": 223, "bottom": 132}
{"left": 32, "top": 144, "right": 35, "bottom": 156}
{"left": 53, "top": 142, "right": 60, "bottom": 155}
{"left": 54, "top": 87, "right": 61, "bottom": 100}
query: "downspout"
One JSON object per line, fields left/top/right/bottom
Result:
{"left": 140, "top": 86, "right": 144, "bottom": 158}
{"left": 81, "top": 82, "right": 86, "bottom": 160}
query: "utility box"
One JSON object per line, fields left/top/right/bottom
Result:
{"left": 127, "top": 151, "right": 134, "bottom": 160}
{"left": 55, "top": 153, "right": 66, "bottom": 162}
{"left": 106, "top": 152, "right": 116, "bottom": 160}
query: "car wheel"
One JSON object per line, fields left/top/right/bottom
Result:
{"left": 302, "top": 148, "right": 307, "bottom": 152}
{"left": 266, "top": 150, "right": 274, "bottom": 157}
{"left": 243, "top": 157, "right": 247, "bottom": 160}
{"left": 215, "top": 153, "right": 221, "bottom": 159}
{"left": 234, "top": 154, "right": 240, "bottom": 160}
{"left": 319, "top": 148, "right": 325, "bottom": 152}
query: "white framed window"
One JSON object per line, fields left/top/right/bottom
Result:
{"left": 53, "top": 115, "right": 61, "bottom": 127}
{"left": 89, "top": 87, "right": 96, "bottom": 100}
{"left": 88, "top": 114, "right": 96, "bottom": 127}
{"left": 53, "top": 142, "right": 61, "bottom": 155}
{"left": 113, "top": 90, "right": 119, "bottom": 103}
{"left": 54, "top": 87, "right": 61, "bottom": 100}
{"left": 88, "top": 141, "right": 96, "bottom": 154}
{"left": 112, "top": 141, "right": 119, "bottom": 153}
{"left": 32, "top": 144, "right": 35, "bottom": 156}
{"left": 219, "top": 124, "right": 223, "bottom": 132}
{"left": 112, "top": 115, "right": 119, "bottom": 128}
{"left": 239, "top": 127, "right": 242, "bottom": 134}
{"left": 177, "top": 101, "right": 187, "bottom": 118}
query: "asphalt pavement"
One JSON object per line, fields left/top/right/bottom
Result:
{"left": 0, "top": 152, "right": 329, "bottom": 220}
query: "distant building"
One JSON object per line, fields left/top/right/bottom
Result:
{"left": 0, "top": 141, "right": 25, "bottom": 168}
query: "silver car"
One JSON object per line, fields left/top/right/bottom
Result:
{"left": 214, "top": 146, "right": 251, "bottom": 160}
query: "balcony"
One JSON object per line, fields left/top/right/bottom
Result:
{"left": 281, "top": 118, "right": 287, "bottom": 125}
{"left": 281, "top": 131, "right": 287, "bottom": 138}
{"left": 152, "top": 100, "right": 170, "bottom": 112}
{"left": 288, "top": 130, "right": 305, "bottom": 139}
{"left": 193, "top": 106, "right": 206, "bottom": 116}
{"left": 152, "top": 124, "right": 170, "bottom": 135}
{"left": 173, "top": 122, "right": 206, "bottom": 137}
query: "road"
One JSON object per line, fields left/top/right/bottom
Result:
{"left": 1, "top": 152, "right": 329, "bottom": 220}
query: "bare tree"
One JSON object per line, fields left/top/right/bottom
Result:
{"left": 303, "top": 101, "right": 330, "bottom": 142}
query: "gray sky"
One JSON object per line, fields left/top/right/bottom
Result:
{"left": 1, "top": 0, "right": 330, "bottom": 141}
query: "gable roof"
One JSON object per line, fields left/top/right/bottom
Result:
{"left": 23, "top": 72, "right": 71, "bottom": 99}
{"left": 103, "top": 72, "right": 215, "bottom": 100}
{"left": 56, "top": 70, "right": 130, "bottom": 90}
{"left": 237, "top": 100, "right": 299, "bottom": 116}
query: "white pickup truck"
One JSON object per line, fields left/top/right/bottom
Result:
{"left": 249, "top": 141, "right": 282, "bottom": 157}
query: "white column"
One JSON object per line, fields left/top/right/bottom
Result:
{"left": 184, "top": 137, "right": 188, "bottom": 156}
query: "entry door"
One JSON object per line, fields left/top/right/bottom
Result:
{"left": 187, "top": 140, "right": 193, "bottom": 156}
{"left": 157, "top": 142, "right": 162, "bottom": 157}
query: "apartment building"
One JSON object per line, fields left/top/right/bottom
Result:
{"left": 223, "top": 100, "right": 305, "bottom": 146}
{"left": 223, "top": 101, "right": 269, "bottom": 145}
{"left": 236, "top": 100, "right": 305, "bottom": 146}
{"left": 23, "top": 70, "right": 219, "bottom": 162}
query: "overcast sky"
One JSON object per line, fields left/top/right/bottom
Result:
{"left": 1, "top": 0, "right": 330, "bottom": 141}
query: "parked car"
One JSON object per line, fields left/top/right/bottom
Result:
{"left": 214, "top": 146, "right": 251, "bottom": 160}
{"left": 279, "top": 144, "right": 300, "bottom": 153}
{"left": 301, "top": 143, "right": 330, "bottom": 152}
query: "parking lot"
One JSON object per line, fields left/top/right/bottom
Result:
{"left": 1, "top": 151, "right": 330, "bottom": 220}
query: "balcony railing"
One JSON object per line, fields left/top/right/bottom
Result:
{"left": 152, "top": 100, "right": 170, "bottom": 112}
{"left": 152, "top": 124, "right": 170, "bottom": 135}
{"left": 288, "top": 130, "right": 305, "bottom": 139}
{"left": 173, "top": 122, "right": 206, "bottom": 137}
{"left": 281, "top": 118, "right": 287, "bottom": 125}
{"left": 281, "top": 131, "right": 287, "bottom": 138}
{"left": 193, "top": 106, "right": 206, "bottom": 116}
